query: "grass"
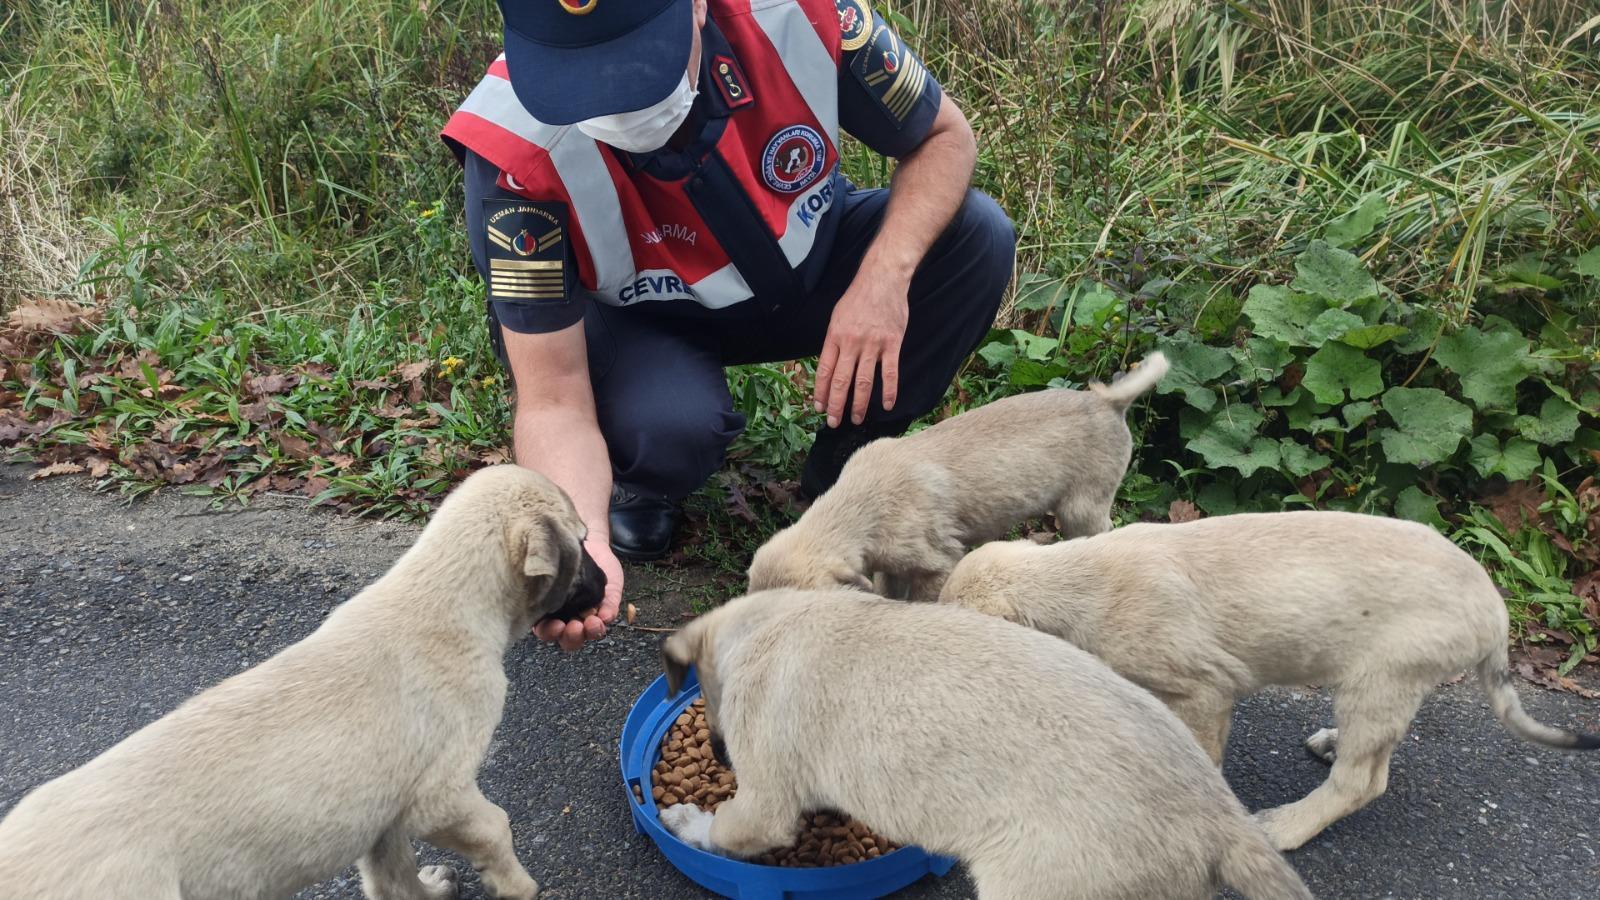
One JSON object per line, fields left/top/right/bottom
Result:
{"left": 2, "top": 1, "right": 1598, "bottom": 658}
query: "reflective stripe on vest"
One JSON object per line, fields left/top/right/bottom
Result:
{"left": 454, "top": 61, "right": 634, "bottom": 297}
{"left": 444, "top": 0, "right": 842, "bottom": 310}
{"left": 752, "top": 1, "right": 842, "bottom": 271}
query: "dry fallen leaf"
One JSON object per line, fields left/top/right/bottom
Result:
{"left": 395, "top": 360, "right": 430, "bottom": 381}
{"left": 395, "top": 411, "right": 441, "bottom": 428}
{"left": 394, "top": 360, "right": 431, "bottom": 404}
{"left": 1511, "top": 647, "right": 1600, "bottom": 699}
{"left": 1168, "top": 499, "right": 1203, "bottom": 523}
{"left": 5, "top": 298, "right": 102, "bottom": 335}
{"left": 247, "top": 373, "right": 299, "bottom": 396}
{"left": 0, "top": 414, "right": 35, "bottom": 444}
{"left": 114, "top": 349, "right": 162, "bottom": 379}
{"left": 29, "top": 462, "right": 85, "bottom": 480}
{"left": 240, "top": 399, "right": 277, "bottom": 423}
{"left": 1485, "top": 480, "right": 1547, "bottom": 532}
{"left": 725, "top": 483, "right": 758, "bottom": 524}
{"left": 277, "top": 434, "right": 315, "bottom": 460}
{"left": 300, "top": 361, "right": 335, "bottom": 381}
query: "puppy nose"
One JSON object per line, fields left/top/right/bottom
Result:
{"left": 574, "top": 545, "right": 607, "bottom": 604}
{"left": 709, "top": 733, "right": 730, "bottom": 768}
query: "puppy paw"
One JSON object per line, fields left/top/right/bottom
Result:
{"left": 418, "top": 864, "right": 460, "bottom": 900}
{"left": 1304, "top": 727, "right": 1339, "bottom": 764}
{"left": 1253, "top": 808, "right": 1313, "bottom": 852}
{"left": 659, "top": 803, "right": 718, "bottom": 852}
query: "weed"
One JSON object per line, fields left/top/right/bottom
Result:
{"left": 2, "top": 0, "right": 1598, "bottom": 651}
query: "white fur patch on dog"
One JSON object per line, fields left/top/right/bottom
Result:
{"left": 660, "top": 803, "right": 718, "bottom": 852}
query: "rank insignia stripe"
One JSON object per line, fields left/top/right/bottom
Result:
{"left": 853, "top": 24, "right": 928, "bottom": 124}
{"left": 482, "top": 198, "right": 568, "bottom": 304}
{"left": 489, "top": 275, "right": 563, "bottom": 286}
{"left": 489, "top": 258, "right": 564, "bottom": 271}
{"left": 488, "top": 268, "right": 564, "bottom": 278}
{"left": 491, "top": 289, "right": 565, "bottom": 300}
{"left": 712, "top": 54, "right": 754, "bottom": 109}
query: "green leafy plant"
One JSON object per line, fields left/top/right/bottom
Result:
{"left": 4, "top": 0, "right": 1600, "bottom": 658}
{"left": 1454, "top": 463, "right": 1598, "bottom": 676}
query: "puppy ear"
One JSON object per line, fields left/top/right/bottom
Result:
{"left": 512, "top": 512, "right": 563, "bottom": 582}
{"left": 834, "top": 565, "right": 873, "bottom": 592}
{"left": 513, "top": 514, "right": 575, "bottom": 592}
{"left": 660, "top": 624, "right": 703, "bottom": 696}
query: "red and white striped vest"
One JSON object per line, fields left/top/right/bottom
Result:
{"left": 442, "top": 0, "right": 843, "bottom": 311}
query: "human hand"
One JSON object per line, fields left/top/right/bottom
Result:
{"left": 532, "top": 534, "right": 623, "bottom": 652}
{"left": 813, "top": 273, "right": 910, "bottom": 428}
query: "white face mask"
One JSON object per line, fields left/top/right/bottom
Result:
{"left": 575, "top": 73, "right": 698, "bottom": 154}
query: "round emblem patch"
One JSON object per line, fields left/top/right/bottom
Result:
{"left": 510, "top": 229, "right": 537, "bottom": 256}
{"left": 761, "top": 126, "right": 827, "bottom": 194}
{"left": 837, "top": 0, "right": 872, "bottom": 51}
{"left": 558, "top": 0, "right": 597, "bottom": 14}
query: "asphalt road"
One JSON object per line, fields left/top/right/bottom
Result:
{"left": 2, "top": 462, "right": 1598, "bottom": 899}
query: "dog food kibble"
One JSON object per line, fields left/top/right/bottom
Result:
{"left": 653, "top": 699, "right": 900, "bottom": 867}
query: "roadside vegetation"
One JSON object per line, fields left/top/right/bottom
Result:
{"left": 2, "top": 0, "right": 1597, "bottom": 677}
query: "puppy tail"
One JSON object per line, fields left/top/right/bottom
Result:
{"left": 1478, "top": 648, "right": 1600, "bottom": 750}
{"left": 1088, "top": 351, "right": 1169, "bottom": 413}
{"left": 1218, "top": 830, "right": 1313, "bottom": 900}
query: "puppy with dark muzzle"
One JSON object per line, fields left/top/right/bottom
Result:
{"left": 656, "top": 589, "right": 1312, "bottom": 900}
{"left": 540, "top": 543, "right": 608, "bottom": 625}
{"left": 0, "top": 464, "right": 599, "bottom": 900}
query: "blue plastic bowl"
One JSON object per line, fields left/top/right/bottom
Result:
{"left": 621, "top": 671, "right": 957, "bottom": 899}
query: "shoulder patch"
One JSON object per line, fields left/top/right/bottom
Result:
{"left": 835, "top": 0, "right": 873, "bottom": 52}
{"left": 482, "top": 199, "right": 568, "bottom": 304}
{"left": 851, "top": 23, "right": 929, "bottom": 124}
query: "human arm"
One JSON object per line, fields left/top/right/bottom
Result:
{"left": 460, "top": 149, "right": 620, "bottom": 651}
{"left": 813, "top": 94, "right": 976, "bottom": 426}
{"left": 502, "top": 324, "right": 624, "bottom": 652}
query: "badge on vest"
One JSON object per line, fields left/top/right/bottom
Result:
{"left": 835, "top": 0, "right": 872, "bottom": 52}
{"left": 482, "top": 199, "right": 567, "bottom": 305}
{"left": 853, "top": 23, "right": 928, "bottom": 124}
{"left": 712, "top": 55, "right": 754, "bottom": 110}
{"left": 761, "top": 125, "right": 827, "bottom": 194}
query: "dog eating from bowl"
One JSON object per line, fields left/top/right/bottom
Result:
{"left": 655, "top": 588, "right": 1312, "bottom": 900}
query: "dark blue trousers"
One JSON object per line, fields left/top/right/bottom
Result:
{"left": 580, "top": 186, "right": 1014, "bottom": 500}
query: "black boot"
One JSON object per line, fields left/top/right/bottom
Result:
{"left": 608, "top": 484, "right": 681, "bottom": 562}
{"left": 798, "top": 420, "right": 909, "bottom": 501}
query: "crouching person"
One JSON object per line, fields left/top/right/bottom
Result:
{"left": 441, "top": 0, "right": 1015, "bottom": 651}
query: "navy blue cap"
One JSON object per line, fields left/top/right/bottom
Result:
{"left": 497, "top": 0, "right": 695, "bottom": 126}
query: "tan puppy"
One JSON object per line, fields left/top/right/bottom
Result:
{"left": 747, "top": 353, "right": 1168, "bottom": 601}
{"left": 0, "top": 465, "right": 605, "bottom": 900}
{"left": 656, "top": 589, "right": 1312, "bottom": 900}
{"left": 939, "top": 511, "right": 1600, "bottom": 851}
